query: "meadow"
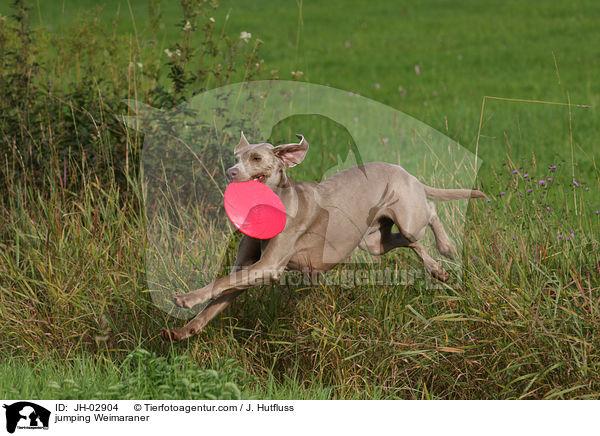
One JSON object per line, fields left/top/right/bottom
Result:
{"left": 0, "top": 0, "right": 598, "bottom": 399}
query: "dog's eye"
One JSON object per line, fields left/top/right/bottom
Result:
{"left": 252, "top": 155, "right": 261, "bottom": 162}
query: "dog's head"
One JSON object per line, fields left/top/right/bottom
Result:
{"left": 226, "top": 132, "right": 309, "bottom": 189}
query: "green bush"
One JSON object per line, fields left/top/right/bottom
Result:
{"left": 0, "top": 0, "right": 264, "bottom": 200}
{"left": 1, "top": 348, "right": 245, "bottom": 399}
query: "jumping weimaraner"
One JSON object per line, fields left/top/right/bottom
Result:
{"left": 162, "top": 132, "right": 485, "bottom": 341}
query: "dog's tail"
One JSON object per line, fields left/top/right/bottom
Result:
{"left": 424, "top": 185, "right": 486, "bottom": 201}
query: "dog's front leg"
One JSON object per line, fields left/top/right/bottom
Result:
{"left": 163, "top": 257, "right": 285, "bottom": 341}
{"left": 231, "top": 235, "right": 262, "bottom": 272}
{"left": 160, "top": 237, "right": 263, "bottom": 341}
{"left": 172, "top": 256, "right": 287, "bottom": 309}
{"left": 173, "top": 232, "right": 296, "bottom": 309}
{"left": 162, "top": 258, "right": 286, "bottom": 341}
{"left": 164, "top": 231, "right": 300, "bottom": 341}
{"left": 161, "top": 290, "right": 244, "bottom": 341}
{"left": 170, "top": 235, "right": 259, "bottom": 309}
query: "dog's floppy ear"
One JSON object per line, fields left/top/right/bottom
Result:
{"left": 274, "top": 134, "right": 309, "bottom": 168}
{"left": 235, "top": 131, "right": 250, "bottom": 153}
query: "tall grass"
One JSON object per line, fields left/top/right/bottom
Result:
{"left": 0, "top": 0, "right": 264, "bottom": 358}
{"left": 0, "top": 0, "right": 598, "bottom": 399}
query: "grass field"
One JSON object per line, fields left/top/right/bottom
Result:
{"left": 0, "top": 0, "right": 598, "bottom": 399}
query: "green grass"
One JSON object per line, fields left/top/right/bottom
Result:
{"left": 0, "top": 348, "right": 245, "bottom": 399}
{"left": 3, "top": 0, "right": 598, "bottom": 160}
{"left": 0, "top": 348, "right": 390, "bottom": 399}
{"left": 0, "top": 0, "right": 599, "bottom": 399}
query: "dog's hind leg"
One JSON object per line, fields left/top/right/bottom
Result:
{"left": 359, "top": 218, "right": 411, "bottom": 255}
{"left": 408, "top": 241, "right": 449, "bottom": 282}
{"left": 385, "top": 203, "right": 450, "bottom": 282}
{"left": 361, "top": 223, "right": 450, "bottom": 282}
{"left": 427, "top": 203, "right": 457, "bottom": 259}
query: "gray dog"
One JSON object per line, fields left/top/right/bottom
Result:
{"left": 162, "top": 132, "right": 485, "bottom": 341}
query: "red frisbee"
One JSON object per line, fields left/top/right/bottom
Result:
{"left": 224, "top": 180, "right": 286, "bottom": 239}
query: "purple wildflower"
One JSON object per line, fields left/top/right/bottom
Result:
{"left": 549, "top": 165, "right": 557, "bottom": 170}
{"left": 519, "top": 208, "right": 523, "bottom": 212}
{"left": 557, "top": 234, "right": 563, "bottom": 239}
{"left": 539, "top": 180, "right": 546, "bottom": 185}
{"left": 596, "top": 210, "right": 600, "bottom": 215}
{"left": 570, "top": 230, "right": 575, "bottom": 238}
{"left": 512, "top": 236, "right": 517, "bottom": 240}
{"left": 519, "top": 194, "right": 524, "bottom": 198}
{"left": 585, "top": 187, "right": 590, "bottom": 191}
{"left": 523, "top": 174, "right": 529, "bottom": 178}
{"left": 547, "top": 178, "right": 552, "bottom": 182}
{"left": 500, "top": 191, "right": 506, "bottom": 196}
{"left": 472, "top": 256, "right": 479, "bottom": 261}
{"left": 526, "top": 189, "right": 532, "bottom": 194}
{"left": 486, "top": 199, "right": 491, "bottom": 203}
{"left": 546, "top": 206, "right": 551, "bottom": 211}
{"left": 573, "top": 180, "right": 579, "bottom": 187}
{"left": 512, "top": 170, "right": 519, "bottom": 174}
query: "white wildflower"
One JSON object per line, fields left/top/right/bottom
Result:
{"left": 164, "top": 49, "right": 173, "bottom": 58}
{"left": 240, "top": 31, "right": 252, "bottom": 42}
{"left": 183, "top": 20, "right": 192, "bottom": 31}
{"left": 209, "top": 17, "right": 215, "bottom": 23}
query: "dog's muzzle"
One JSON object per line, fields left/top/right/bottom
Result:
{"left": 226, "top": 167, "right": 239, "bottom": 181}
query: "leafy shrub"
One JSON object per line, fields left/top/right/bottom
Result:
{"left": 0, "top": 0, "right": 265, "bottom": 203}
{"left": 114, "top": 348, "right": 243, "bottom": 399}
{"left": 1, "top": 348, "right": 246, "bottom": 399}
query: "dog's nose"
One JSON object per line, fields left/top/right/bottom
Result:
{"left": 226, "top": 167, "right": 239, "bottom": 181}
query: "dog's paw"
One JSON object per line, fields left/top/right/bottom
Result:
{"left": 438, "top": 243, "right": 458, "bottom": 260}
{"left": 161, "top": 328, "right": 182, "bottom": 342}
{"left": 173, "top": 293, "right": 196, "bottom": 309}
{"left": 432, "top": 268, "right": 450, "bottom": 282}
